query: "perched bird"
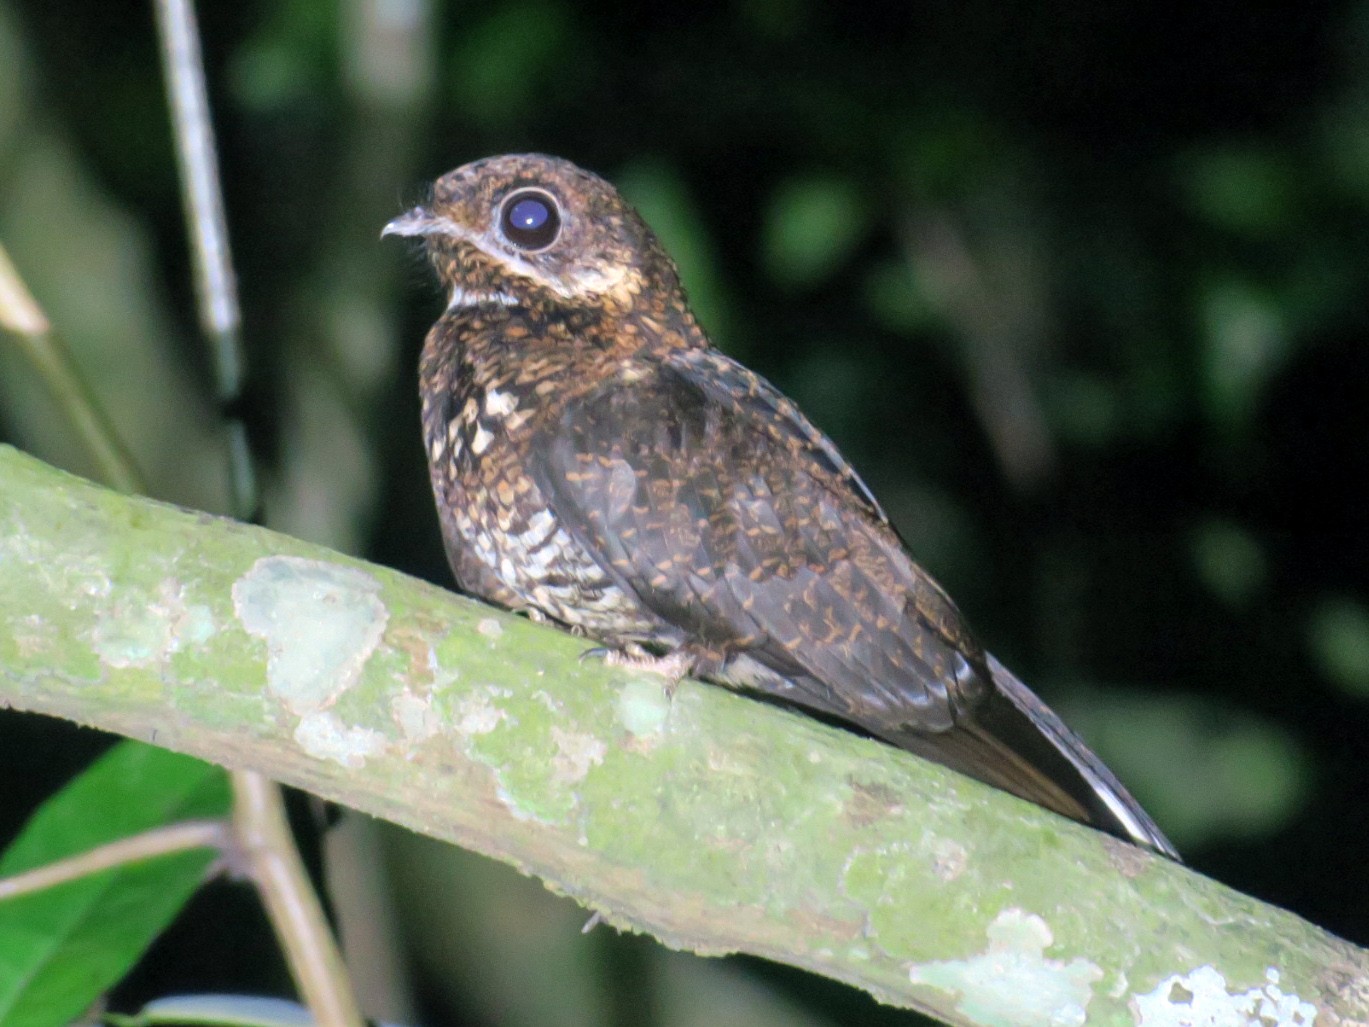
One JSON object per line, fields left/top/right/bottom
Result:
{"left": 384, "top": 153, "right": 1177, "bottom": 859}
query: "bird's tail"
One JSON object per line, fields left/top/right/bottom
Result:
{"left": 976, "top": 654, "right": 1178, "bottom": 859}
{"left": 726, "top": 650, "right": 1178, "bottom": 858}
{"left": 881, "top": 654, "right": 1177, "bottom": 859}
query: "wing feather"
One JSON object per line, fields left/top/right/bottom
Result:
{"left": 530, "top": 350, "right": 983, "bottom": 732}
{"left": 526, "top": 348, "right": 1179, "bottom": 855}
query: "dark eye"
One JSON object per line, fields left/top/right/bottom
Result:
{"left": 499, "top": 190, "right": 561, "bottom": 250}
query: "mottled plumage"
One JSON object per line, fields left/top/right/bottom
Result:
{"left": 385, "top": 153, "right": 1177, "bottom": 858}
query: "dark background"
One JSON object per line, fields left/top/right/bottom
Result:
{"left": 1, "top": 0, "right": 1367, "bottom": 1023}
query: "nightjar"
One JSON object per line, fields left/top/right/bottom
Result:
{"left": 384, "top": 153, "right": 1176, "bottom": 858}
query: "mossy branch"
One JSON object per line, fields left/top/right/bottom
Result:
{"left": 0, "top": 444, "right": 1364, "bottom": 1026}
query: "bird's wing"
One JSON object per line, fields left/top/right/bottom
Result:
{"left": 528, "top": 347, "right": 1179, "bottom": 840}
{"left": 528, "top": 347, "right": 990, "bottom": 734}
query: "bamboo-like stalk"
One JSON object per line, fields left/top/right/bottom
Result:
{"left": 150, "top": 2, "right": 360, "bottom": 1022}
{"left": 151, "top": 0, "right": 255, "bottom": 523}
{"left": 0, "top": 243, "right": 144, "bottom": 494}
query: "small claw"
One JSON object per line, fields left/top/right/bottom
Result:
{"left": 587, "top": 646, "right": 694, "bottom": 685}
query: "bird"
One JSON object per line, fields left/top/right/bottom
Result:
{"left": 383, "top": 153, "right": 1177, "bottom": 859}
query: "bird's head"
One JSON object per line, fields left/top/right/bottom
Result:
{"left": 383, "top": 153, "right": 684, "bottom": 317}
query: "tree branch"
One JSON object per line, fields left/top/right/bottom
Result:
{"left": 1, "top": 444, "right": 1364, "bottom": 1026}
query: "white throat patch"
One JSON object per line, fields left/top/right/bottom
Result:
{"left": 448, "top": 286, "right": 520, "bottom": 312}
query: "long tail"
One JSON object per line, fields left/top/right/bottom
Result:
{"left": 977, "top": 654, "right": 1178, "bottom": 859}
{"left": 878, "top": 654, "right": 1178, "bottom": 859}
{"left": 722, "top": 650, "right": 1179, "bottom": 858}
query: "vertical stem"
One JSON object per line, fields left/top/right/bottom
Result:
{"left": 231, "top": 772, "right": 366, "bottom": 1027}
{"left": 0, "top": 242, "right": 144, "bottom": 494}
{"left": 151, "top": 0, "right": 257, "bottom": 523}
{"left": 152, "top": 5, "right": 363, "bottom": 1025}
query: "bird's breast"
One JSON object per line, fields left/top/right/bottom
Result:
{"left": 421, "top": 366, "right": 659, "bottom": 640}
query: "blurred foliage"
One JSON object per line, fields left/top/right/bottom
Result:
{"left": 0, "top": 744, "right": 229, "bottom": 1027}
{"left": 1, "top": 0, "right": 1368, "bottom": 1023}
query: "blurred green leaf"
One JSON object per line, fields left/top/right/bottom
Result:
{"left": 1178, "top": 147, "right": 1299, "bottom": 236}
{"left": 736, "top": 0, "right": 811, "bottom": 41}
{"left": 386, "top": 829, "right": 842, "bottom": 1027}
{"left": 386, "top": 831, "right": 612, "bottom": 1027}
{"left": 1041, "top": 370, "right": 1123, "bottom": 447}
{"left": 617, "top": 160, "right": 733, "bottom": 346}
{"left": 1189, "top": 519, "right": 1266, "bottom": 607}
{"left": 1321, "top": 97, "right": 1369, "bottom": 206}
{"left": 1306, "top": 598, "right": 1369, "bottom": 696}
{"left": 862, "top": 258, "right": 934, "bottom": 334}
{"left": 786, "top": 345, "right": 870, "bottom": 446}
{"left": 890, "top": 108, "right": 1007, "bottom": 201}
{"left": 1060, "top": 688, "right": 1310, "bottom": 848}
{"left": 449, "top": 1, "right": 582, "bottom": 125}
{"left": 761, "top": 176, "right": 869, "bottom": 288}
{"left": 1199, "top": 278, "right": 1291, "bottom": 432}
{"left": 0, "top": 7, "right": 24, "bottom": 148}
{"left": 0, "top": 742, "right": 229, "bottom": 1027}
{"left": 657, "top": 954, "right": 838, "bottom": 1027}
{"left": 228, "top": 2, "right": 338, "bottom": 111}
{"left": 0, "top": 132, "right": 229, "bottom": 512}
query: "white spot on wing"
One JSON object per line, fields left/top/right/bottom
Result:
{"left": 485, "top": 388, "right": 517, "bottom": 417}
{"left": 471, "top": 423, "right": 494, "bottom": 454}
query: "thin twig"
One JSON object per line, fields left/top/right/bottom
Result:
{"left": 0, "top": 820, "right": 228, "bottom": 901}
{"left": 0, "top": 242, "right": 145, "bottom": 493}
{"left": 231, "top": 772, "right": 366, "bottom": 1027}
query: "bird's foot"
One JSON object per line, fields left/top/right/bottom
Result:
{"left": 580, "top": 645, "right": 694, "bottom": 698}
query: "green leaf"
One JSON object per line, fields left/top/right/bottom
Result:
{"left": 1059, "top": 687, "right": 1310, "bottom": 848}
{"left": 1199, "top": 278, "right": 1291, "bottom": 432}
{"left": 0, "top": 741, "right": 230, "bottom": 1027}
{"left": 1189, "top": 519, "right": 1266, "bottom": 607}
{"left": 617, "top": 161, "right": 733, "bottom": 348}
{"left": 448, "top": 2, "right": 581, "bottom": 125}
{"left": 1306, "top": 598, "right": 1369, "bottom": 696}
{"left": 761, "top": 176, "right": 868, "bottom": 288}
{"left": 1177, "top": 146, "right": 1298, "bottom": 237}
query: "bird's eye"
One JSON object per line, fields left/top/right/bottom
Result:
{"left": 499, "top": 190, "right": 561, "bottom": 251}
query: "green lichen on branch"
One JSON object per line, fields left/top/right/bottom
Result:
{"left": 0, "top": 444, "right": 1365, "bottom": 1026}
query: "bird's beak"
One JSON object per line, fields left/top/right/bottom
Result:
{"left": 381, "top": 206, "right": 438, "bottom": 238}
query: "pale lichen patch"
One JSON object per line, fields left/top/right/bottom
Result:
{"left": 908, "top": 908, "right": 1102, "bottom": 1027}
{"left": 550, "top": 726, "right": 606, "bottom": 784}
{"left": 928, "top": 836, "right": 969, "bottom": 882}
{"left": 1133, "top": 966, "right": 1318, "bottom": 1027}
{"left": 392, "top": 689, "right": 442, "bottom": 744}
{"left": 92, "top": 579, "right": 215, "bottom": 668}
{"left": 476, "top": 617, "right": 503, "bottom": 638}
{"left": 92, "top": 601, "right": 171, "bottom": 668}
{"left": 454, "top": 691, "right": 509, "bottom": 736}
{"left": 616, "top": 678, "right": 671, "bottom": 741}
{"left": 13, "top": 614, "right": 55, "bottom": 658}
{"left": 295, "top": 711, "right": 387, "bottom": 767}
{"left": 232, "top": 556, "right": 387, "bottom": 716}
